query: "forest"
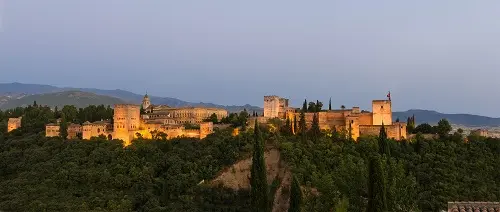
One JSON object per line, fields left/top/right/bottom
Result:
{"left": 1, "top": 102, "right": 499, "bottom": 211}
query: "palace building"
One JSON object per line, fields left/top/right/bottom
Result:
{"left": 45, "top": 94, "right": 227, "bottom": 146}
{"left": 262, "top": 94, "right": 407, "bottom": 140}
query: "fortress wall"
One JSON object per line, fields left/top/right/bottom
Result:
{"left": 359, "top": 124, "right": 406, "bottom": 140}
{"left": 358, "top": 113, "right": 373, "bottom": 125}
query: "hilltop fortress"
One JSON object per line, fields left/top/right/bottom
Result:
{"left": 262, "top": 95, "right": 407, "bottom": 140}
{"left": 45, "top": 94, "right": 228, "bottom": 146}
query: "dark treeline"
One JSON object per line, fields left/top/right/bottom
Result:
{"left": 0, "top": 128, "right": 254, "bottom": 211}
{"left": 1, "top": 102, "right": 500, "bottom": 211}
{"left": 277, "top": 117, "right": 500, "bottom": 211}
{"left": 0, "top": 102, "right": 113, "bottom": 135}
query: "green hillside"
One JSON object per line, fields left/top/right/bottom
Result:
{"left": 0, "top": 91, "right": 127, "bottom": 109}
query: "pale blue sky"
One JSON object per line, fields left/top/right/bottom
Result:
{"left": 1, "top": 1, "right": 500, "bottom": 116}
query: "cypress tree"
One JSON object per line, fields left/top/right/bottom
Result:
{"left": 288, "top": 176, "right": 302, "bottom": 212}
{"left": 378, "top": 123, "right": 390, "bottom": 156}
{"left": 302, "top": 99, "right": 307, "bottom": 112}
{"left": 329, "top": 98, "right": 332, "bottom": 110}
{"left": 299, "top": 110, "right": 306, "bottom": 140}
{"left": 293, "top": 115, "right": 298, "bottom": 135}
{"left": 59, "top": 118, "right": 68, "bottom": 139}
{"left": 311, "top": 112, "right": 320, "bottom": 141}
{"left": 316, "top": 100, "right": 320, "bottom": 112}
{"left": 250, "top": 120, "right": 269, "bottom": 212}
{"left": 284, "top": 117, "right": 291, "bottom": 135}
{"left": 367, "top": 156, "right": 388, "bottom": 212}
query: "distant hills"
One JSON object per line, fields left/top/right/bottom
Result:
{"left": 1, "top": 82, "right": 500, "bottom": 127}
{"left": 393, "top": 109, "right": 500, "bottom": 127}
{"left": 0, "top": 83, "right": 261, "bottom": 113}
{"left": 0, "top": 91, "right": 126, "bottom": 110}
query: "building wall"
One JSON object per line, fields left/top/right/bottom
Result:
{"left": 46, "top": 125, "right": 60, "bottom": 137}
{"left": 83, "top": 123, "right": 111, "bottom": 140}
{"left": 67, "top": 124, "right": 82, "bottom": 139}
{"left": 359, "top": 123, "right": 407, "bottom": 140}
{"left": 114, "top": 104, "right": 141, "bottom": 146}
{"left": 7, "top": 117, "right": 22, "bottom": 132}
{"left": 372, "top": 100, "right": 392, "bottom": 125}
{"left": 148, "top": 107, "right": 228, "bottom": 124}
{"left": 264, "top": 96, "right": 281, "bottom": 118}
{"left": 345, "top": 116, "right": 360, "bottom": 140}
{"left": 200, "top": 122, "right": 214, "bottom": 139}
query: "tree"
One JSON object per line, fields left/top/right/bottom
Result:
{"left": 299, "top": 110, "right": 306, "bottom": 140}
{"left": 293, "top": 115, "right": 298, "bottom": 135}
{"left": 310, "top": 112, "right": 320, "bottom": 140}
{"left": 33, "top": 101, "right": 38, "bottom": 107}
{"left": 413, "top": 123, "right": 434, "bottom": 134}
{"left": 59, "top": 119, "right": 68, "bottom": 139}
{"left": 436, "top": 119, "right": 452, "bottom": 138}
{"left": 302, "top": 99, "right": 307, "bottom": 112}
{"left": 341, "top": 105, "right": 346, "bottom": 110}
{"left": 288, "top": 176, "right": 302, "bottom": 212}
{"left": 367, "top": 156, "right": 388, "bottom": 212}
{"left": 204, "top": 113, "right": 218, "bottom": 123}
{"left": 284, "top": 117, "right": 292, "bottom": 135}
{"left": 334, "top": 197, "right": 349, "bottom": 212}
{"left": 316, "top": 100, "right": 323, "bottom": 112}
{"left": 329, "top": 98, "right": 332, "bottom": 111}
{"left": 308, "top": 102, "right": 316, "bottom": 112}
{"left": 378, "top": 124, "right": 390, "bottom": 156}
{"left": 140, "top": 105, "right": 146, "bottom": 114}
{"left": 250, "top": 120, "right": 269, "bottom": 212}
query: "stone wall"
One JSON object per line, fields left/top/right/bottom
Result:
{"left": 372, "top": 100, "right": 392, "bottom": 125}
{"left": 45, "top": 124, "right": 60, "bottom": 137}
{"left": 359, "top": 123, "right": 407, "bottom": 140}
{"left": 7, "top": 117, "right": 22, "bottom": 132}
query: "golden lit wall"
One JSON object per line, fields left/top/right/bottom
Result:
{"left": 7, "top": 117, "right": 22, "bottom": 132}
{"left": 359, "top": 124, "right": 406, "bottom": 140}
{"left": 113, "top": 104, "right": 140, "bottom": 146}
{"left": 372, "top": 100, "right": 392, "bottom": 125}
{"left": 45, "top": 125, "right": 60, "bottom": 137}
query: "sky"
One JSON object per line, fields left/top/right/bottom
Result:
{"left": 0, "top": 1, "right": 500, "bottom": 116}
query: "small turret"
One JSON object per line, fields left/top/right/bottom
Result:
{"left": 142, "top": 93, "right": 151, "bottom": 110}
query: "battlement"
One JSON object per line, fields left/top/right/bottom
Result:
{"left": 114, "top": 104, "right": 140, "bottom": 109}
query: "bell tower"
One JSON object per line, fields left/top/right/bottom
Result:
{"left": 142, "top": 93, "right": 151, "bottom": 110}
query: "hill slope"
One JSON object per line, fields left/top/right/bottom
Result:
{"left": 0, "top": 91, "right": 127, "bottom": 109}
{"left": 393, "top": 109, "right": 500, "bottom": 127}
{"left": 0, "top": 83, "right": 261, "bottom": 113}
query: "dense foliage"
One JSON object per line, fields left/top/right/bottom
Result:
{"left": 1, "top": 102, "right": 499, "bottom": 212}
{"left": 279, "top": 125, "right": 500, "bottom": 211}
{"left": 250, "top": 121, "right": 270, "bottom": 212}
{"left": 0, "top": 129, "right": 254, "bottom": 211}
{"left": 0, "top": 103, "right": 255, "bottom": 211}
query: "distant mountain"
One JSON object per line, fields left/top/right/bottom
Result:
{"left": 393, "top": 109, "right": 500, "bottom": 127}
{"left": 0, "top": 91, "right": 127, "bottom": 110}
{"left": 0, "top": 82, "right": 261, "bottom": 113}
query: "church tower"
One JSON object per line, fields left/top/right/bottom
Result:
{"left": 142, "top": 93, "right": 151, "bottom": 110}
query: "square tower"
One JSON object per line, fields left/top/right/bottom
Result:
{"left": 264, "top": 95, "right": 289, "bottom": 118}
{"left": 372, "top": 100, "right": 392, "bottom": 125}
{"left": 113, "top": 104, "right": 141, "bottom": 146}
{"left": 264, "top": 96, "right": 281, "bottom": 118}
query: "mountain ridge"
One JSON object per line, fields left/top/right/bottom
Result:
{"left": 2, "top": 83, "right": 500, "bottom": 127}
{"left": 0, "top": 82, "right": 261, "bottom": 113}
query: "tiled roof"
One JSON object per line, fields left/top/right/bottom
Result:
{"left": 448, "top": 202, "right": 500, "bottom": 212}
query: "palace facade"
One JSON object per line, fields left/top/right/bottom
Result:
{"left": 45, "top": 94, "right": 228, "bottom": 146}
{"left": 262, "top": 95, "right": 407, "bottom": 140}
